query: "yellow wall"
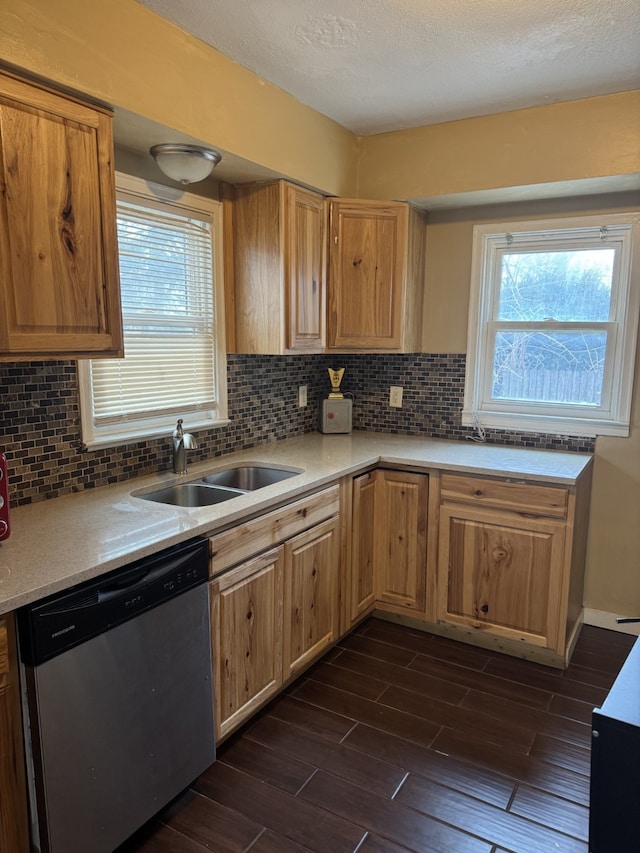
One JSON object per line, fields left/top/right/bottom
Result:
{"left": 2, "top": 0, "right": 640, "bottom": 621}
{"left": 358, "top": 92, "right": 640, "bottom": 202}
{"left": 590, "top": 343, "right": 640, "bottom": 617}
{"left": 425, "top": 192, "right": 640, "bottom": 620}
{"left": 0, "top": 0, "right": 358, "bottom": 196}
{"left": 2, "top": 0, "right": 637, "bottom": 203}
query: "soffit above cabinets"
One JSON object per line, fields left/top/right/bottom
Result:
{"left": 134, "top": 0, "right": 640, "bottom": 136}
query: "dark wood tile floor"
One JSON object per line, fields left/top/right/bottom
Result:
{"left": 120, "top": 618, "right": 636, "bottom": 853}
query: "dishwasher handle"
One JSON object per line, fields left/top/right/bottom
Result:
{"left": 97, "top": 548, "right": 205, "bottom": 604}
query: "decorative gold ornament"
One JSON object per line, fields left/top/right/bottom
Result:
{"left": 327, "top": 367, "right": 345, "bottom": 399}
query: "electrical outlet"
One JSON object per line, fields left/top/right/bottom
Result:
{"left": 298, "top": 385, "right": 308, "bottom": 407}
{"left": 389, "top": 385, "right": 403, "bottom": 407}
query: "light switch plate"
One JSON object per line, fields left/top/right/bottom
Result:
{"left": 298, "top": 385, "right": 308, "bottom": 407}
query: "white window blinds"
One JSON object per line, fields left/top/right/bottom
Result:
{"left": 79, "top": 175, "right": 226, "bottom": 448}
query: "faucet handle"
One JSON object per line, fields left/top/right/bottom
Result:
{"left": 173, "top": 418, "right": 184, "bottom": 440}
{"left": 184, "top": 433, "right": 198, "bottom": 450}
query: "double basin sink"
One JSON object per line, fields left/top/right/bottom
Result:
{"left": 138, "top": 465, "right": 302, "bottom": 507}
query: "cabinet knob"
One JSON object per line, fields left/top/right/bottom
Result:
{"left": 480, "top": 604, "right": 489, "bottom": 614}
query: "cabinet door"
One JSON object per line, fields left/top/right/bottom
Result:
{"left": 328, "top": 199, "right": 407, "bottom": 349}
{"left": 0, "top": 616, "right": 29, "bottom": 853}
{"left": 229, "top": 181, "right": 284, "bottom": 354}
{"left": 375, "top": 470, "right": 428, "bottom": 614}
{"left": 211, "top": 548, "right": 284, "bottom": 742}
{"left": 229, "top": 180, "right": 325, "bottom": 354}
{"left": 438, "top": 504, "right": 566, "bottom": 650}
{"left": 350, "top": 471, "right": 377, "bottom": 623}
{"left": 285, "top": 184, "right": 326, "bottom": 351}
{"left": 284, "top": 517, "right": 340, "bottom": 678}
{"left": 0, "top": 71, "right": 122, "bottom": 359}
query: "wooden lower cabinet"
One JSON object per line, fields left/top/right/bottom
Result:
{"left": 350, "top": 471, "right": 377, "bottom": 623}
{"left": 0, "top": 615, "right": 30, "bottom": 853}
{"left": 283, "top": 516, "right": 340, "bottom": 679}
{"left": 375, "top": 470, "right": 428, "bottom": 615}
{"left": 211, "top": 548, "right": 284, "bottom": 742}
{"left": 209, "top": 489, "right": 341, "bottom": 742}
{"left": 349, "top": 466, "right": 590, "bottom": 665}
{"left": 436, "top": 470, "right": 592, "bottom": 660}
{"left": 350, "top": 469, "right": 429, "bottom": 624}
{"left": 437, "top": 504, "right": 566, "bottom": 649}
{"left": 209, "top": 463, "right": 591, "bottom": 744}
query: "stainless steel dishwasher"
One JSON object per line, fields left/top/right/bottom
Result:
{"left": 18, "top": 536, "right": 216, "bottom": 853}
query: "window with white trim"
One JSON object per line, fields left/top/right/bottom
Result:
{"left": 78, "top": 173, "right": 227, "bottom": 448}
{"left": 463, "top": 213, "right": 640, "bottom": 438}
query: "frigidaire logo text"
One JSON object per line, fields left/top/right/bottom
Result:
{"left": 51, "top": 624, "right": 76, "bottom": 639}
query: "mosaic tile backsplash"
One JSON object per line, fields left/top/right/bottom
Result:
{"left": 0, "top": 353, "right": 594, "bottom": 506}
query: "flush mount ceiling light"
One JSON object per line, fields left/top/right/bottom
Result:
{"left": 149, "top": 143, "right": 222, "bottom": 184}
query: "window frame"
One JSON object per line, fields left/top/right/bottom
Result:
{"left": 78, "top": 172, "right": 228, "bottom": 449}
{"left": 463, "top": 212, "right": 640, "bottom": 438}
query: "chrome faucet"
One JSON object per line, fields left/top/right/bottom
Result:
{"left": 172, "top": 419, "right": 198, "bottom": 474}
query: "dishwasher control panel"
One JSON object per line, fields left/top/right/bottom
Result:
{"left": 18, "top": 537, "right": 209, "bottom": 666}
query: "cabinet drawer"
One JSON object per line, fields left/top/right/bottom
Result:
{"left": 209, "top": 485, "right": 340, "bottom": 575}
{"left": 440, "top": 474, "right": 568, "bottom": 519}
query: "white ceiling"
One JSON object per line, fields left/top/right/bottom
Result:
{"left": 135, "top": 0, "right": 640, "bottom": 136}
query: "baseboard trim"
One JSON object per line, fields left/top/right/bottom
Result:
{"left": 583, "top": 607, "right": 640, "bottom": 636}
{"left": 373, "top": 610, "right": 570, "bottom": 668}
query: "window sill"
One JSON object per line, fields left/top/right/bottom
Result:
{"left": 82, "top": 418, "right": 232, "bottom": 451}
{"left": 462, "top": 409, "right": 630, "bottom": 439}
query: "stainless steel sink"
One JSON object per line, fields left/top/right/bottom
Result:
{"left": 136, "top": 464, "right": 302, "bottom": 507}
{"left": 139, "top": 483, "right": 245, "bottom": 507}
{"left": 200, "top": 465, "right": 301, "bottom": 491}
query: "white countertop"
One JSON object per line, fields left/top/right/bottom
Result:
{"left": 0, "top": 431, "right": 592, "bottom": 614}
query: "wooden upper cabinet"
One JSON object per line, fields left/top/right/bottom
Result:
{"left": 226, "top": 180, "right": 326, "bottom": 354}
{"left": 227, "top": 187, "right": 426, "bottom": 354}
{"left": 286, "top": 184, "right": 326, "bottom": 351}
{"left": 0, "top": 70, "right": 122, "bottom": 360}
{"left": 327, "top": 199, "right": 426, "bottom": 352}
